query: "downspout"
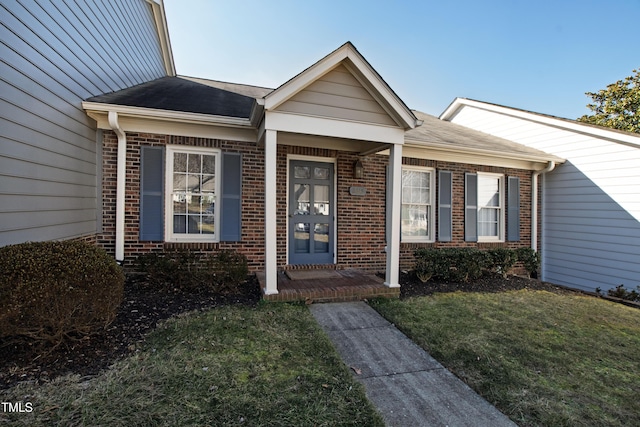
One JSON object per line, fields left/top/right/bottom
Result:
{"left": 531, "top": 161, "right": 556, "bottom": 253}
{"left": 108, "top": 111, "right": 126, "bottom": 264}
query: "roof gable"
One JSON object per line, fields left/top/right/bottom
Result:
{"left": 264, "top": 42, "right": 418, "bottom": 129}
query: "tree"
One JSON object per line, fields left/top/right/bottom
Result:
{"left": 577, "top": 69, "right": 640, "bottom": 133}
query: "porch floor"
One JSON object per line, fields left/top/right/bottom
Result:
{"left": 257, "top": 269, "right": 399, "bottom": 303}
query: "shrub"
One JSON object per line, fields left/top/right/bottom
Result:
{"left": 0, "top": 241, "right": 124, "bottom": 346}
{"left": 607, "top": 284, "right": 640, "bottom": 302}
{"left": 414, "top": 248, "right": 489, "bottom": 283}
{"left": 516, "top": 247, "right": 540, "bottom": 278}
{"left": 136, "top": 249, "right": 249, "bottom": 294}
{"left": 486, "top": 248, "right": 518, "bottom": 278}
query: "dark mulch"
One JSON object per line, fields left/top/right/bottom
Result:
{"left": 0, "top": 274, "right": 261, "bottom": 391}
{"left": 398, "top": 270, "right": 573, "bottom": 299}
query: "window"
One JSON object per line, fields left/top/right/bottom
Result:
{"left": 165, "top": 146, "right": 221, "bottom": 241}
{"left": 477, "top": 173, "right": 504, "bottom": 241}
{"left": 401, "top": 167, "right": 435, "bottom": 242}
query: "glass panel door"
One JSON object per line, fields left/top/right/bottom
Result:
{"left": 289, "top": 161, "right": 334, "bottom": 265}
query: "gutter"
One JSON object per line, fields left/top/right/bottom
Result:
{"left": 531, "top": 161, "right": 556, "bottom": 253}
{"left": 108, "top": 111, "right": 126, "bottom": 264}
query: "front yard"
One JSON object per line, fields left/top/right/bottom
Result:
{"left": 1, "top": 302, "right": 383, "bottom": 426}
{"left": 370, "top": 288, "right": 640, "bottom": 427}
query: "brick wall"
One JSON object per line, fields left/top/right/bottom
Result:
{"left": 98, "top": 131, "right": 265, "bottom": 270}
{"left": 98, "top": 131, "right": 536, "bottom": 275}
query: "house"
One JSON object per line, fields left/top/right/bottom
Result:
{"left": 441, "top": 99, "right": 640, "bottom": 292}
{"left": 2, "top": 0, "right": 571, "bottom": 298}
{"left": 82, "top": 40, "right": 563, "bottom": 295}
{"left": 0, "top": 0, "right": 174, "bottom": 246}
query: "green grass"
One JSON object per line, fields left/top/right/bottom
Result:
{"left": 0, "top": 302, "right": 383, "bottom": 426}
{"left": 370, "top": 290, "right": 640, "bottom": 427}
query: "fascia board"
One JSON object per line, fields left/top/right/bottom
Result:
{"left": 265, "top": 110, "right": 404, "bottom": 144}
{"left": 442, "top": 98, "right": 640, "bottom": 147}
{"left": 342, "top": 52, "right": 416, "bottom": 129}
{"left": 264, "top": 47, "right": 348, "bottom": 110}
{"left": 86, "top": 110, "right": 257, "bottom": 142}
{"left": 82, "top": 102, "right": 253, "bottom": 128}
{"left": 264, "top": 43, "right": 417, "bottom": 130}
{"left": 146, "top": 0, "right": 176, "bottom": 76}
{"left": 404, "top": 137, "right": 565, "bottom": 165}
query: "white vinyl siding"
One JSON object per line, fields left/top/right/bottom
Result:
{"left": 448, "top": 104, "right": 640, "bottom": 292}
{"left": 0, "top": 0, "right": 167, "bottom": 246}
{"left": 278, "top": 64, "right": 397, "bottom": 126}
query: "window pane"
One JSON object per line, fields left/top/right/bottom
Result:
{"left": 478, "top": 207, "right": 499, "bottom": 236}
{"left": 314, "top": 167, "right": 329, "bottom": 180}
{"left": 188, "top": 154, "right": 201, "bottom": 173}
{"left": 314, "top": 185, "right": 329, "bottom": 215}
{"left": 401, "top": 204, "right": 428, "bottom": 238}
{"left": 173, "top": 215, "right": 186, "bottom": 233}
{"left": 294, "top": 166, "right": 310, "bottom": 179}
{"left": 479, "top": 177, "right": 500, "bottom": 207}
{"left": 173, "top": 173, "right": 186, "bottom": 192}
{"left": 294, "top": 223, "right": 310, "bottom": 253}
{"left": 186, "top": 174, "right": 199, "bottom": 192}
{"left": 202, "top": 175, "right": 216, "bottom": 193}
{"left": 202, "top": 155, "right": 216, "bottom": 174}
{"left": 294, "top": 184, "right": 310, "bottom": 215}
{"left": 187, "top": 216, "right": 200, "bottom": 233}
{"left": 173, "top": 193, "right": 186, "bottom": 213}
{"left": 314, "top": 223, "right": 329, "bottom": 253}
{"left": 187, "top": 195, "right": 202, "bottom": 214}
{"left": 174, "top": 153, "right": 187, "bottom": 172}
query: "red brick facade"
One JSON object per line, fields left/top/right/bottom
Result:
{"left": 98, "top": 131, "right": 535, "bottom": 274}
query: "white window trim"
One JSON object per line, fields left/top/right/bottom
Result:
{"left": 164, "top": 145, "right": 222, "bottom": 242}
{"left": 477, "top": 172, "right": 505, "bottom": 242}
{"left": 401, "top": 166, "right": 435, "bottom": 243}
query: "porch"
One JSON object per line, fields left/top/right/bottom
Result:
{"left": 257, "top": 268, "right": 399, "bottom": 303}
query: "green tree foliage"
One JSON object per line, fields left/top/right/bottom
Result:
{"left": 578, "top": 69, "right": 640, "bottom": 133}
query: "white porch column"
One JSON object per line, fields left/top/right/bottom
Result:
{"left": 385, "top": 143, "right": 403, "bottom": 287}
{"left": 264, "top": 129, "right": 278, "bottom": 295}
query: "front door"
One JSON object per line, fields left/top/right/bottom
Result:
{"left": 289, "top": 160, "right": 334, "bottom": 265}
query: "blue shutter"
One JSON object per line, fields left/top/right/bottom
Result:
{"left": 507, "top": 176, "right": 521, "bottom": 241}
{"left": 140, "top": 146, "right": 164, "bottom": 241}
{"left": 438, "top": 170, "right": 452, "bottom": 242}
{"left": 465, "top": 173, "right": 478, "bottom": 242}
{"left": 220, "top": 152, "right": 242, "bottom": 241}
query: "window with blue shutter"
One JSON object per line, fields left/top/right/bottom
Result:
{"left": 507, "top": 176, "right": 520, "bottom": 241}
{"left": 140, "top": 146, "right": 164, "bottom": 241}
{"left": 220, "top": 152, "right": 242, "bottom": 241}
{"left": 438, "top": 170, "right": 452, "bottom": 242}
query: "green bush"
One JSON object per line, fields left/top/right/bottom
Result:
{"left": 0, "top": 241, "right": 124, "bottom": 346}
{"left": 414, "top": 248, "right": 489, "bottom": 283}
{"left": 516, "top": 247, "right": 540, "bottom": 278}
{"left": 136, "top": 249, "right": 248, "bottom": 294}
{"left": 607, "top": 284, "right": 640, "bottom": 302}
{"left": 487, "top": 248, "right": 518, "bottom": 278}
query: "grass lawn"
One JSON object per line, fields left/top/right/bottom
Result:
{"left": 370, "top": 289, "right": 640, "bottom": 427}
{"left": 1, "top": 302, "right": 383, "bottom": 426}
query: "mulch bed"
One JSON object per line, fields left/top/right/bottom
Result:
{"left": 398, "top": 270, "right": 571, "bottom": 299}
{"left": 0, "top": 271, "right": 591, "bottom": 391}
{"left": 0, "top": 274, "right": 261, "bottom": 391}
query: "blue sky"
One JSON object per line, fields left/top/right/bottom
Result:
{"left": 163, "top": 0, "right": 640, "bottom": 119}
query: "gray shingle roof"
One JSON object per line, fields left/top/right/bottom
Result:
{"left": 85, "top": 76, "right": 255, "bottom": 118}
{"left": 407, "top": 110, "right": 563, "bottom": 162}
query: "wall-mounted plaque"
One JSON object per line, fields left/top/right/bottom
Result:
{"left": 349, "top": 186, "right": 367, "bottom": 196}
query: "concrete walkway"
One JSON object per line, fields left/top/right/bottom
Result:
{"left": 309, "top": 301, "right": 517, "bottom": 427}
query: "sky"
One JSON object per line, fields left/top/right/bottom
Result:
{"left": 163, "top": 0, "right": 640, "bottom": 119}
